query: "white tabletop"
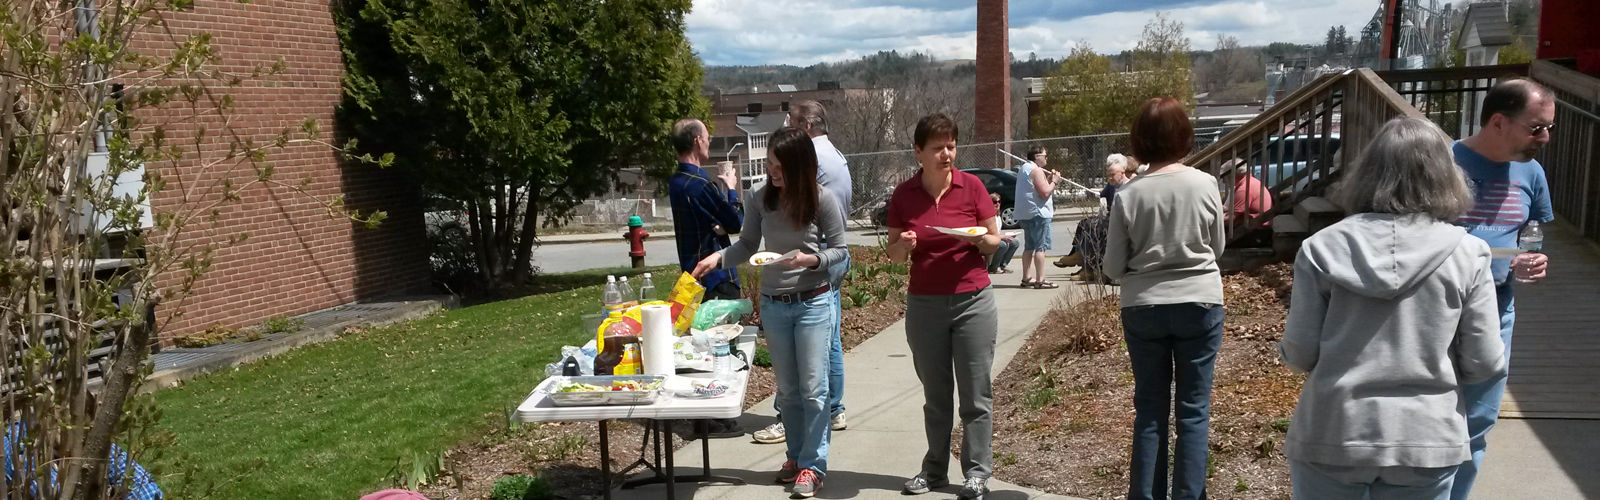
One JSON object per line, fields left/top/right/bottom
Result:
{"left": 516, "top": 328, "right": 755, "bottom": 422}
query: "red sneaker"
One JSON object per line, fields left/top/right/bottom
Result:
{"left": 791, "top": 468, "right": 822, "bottom": 498}
{"left": 774, "top": 460, "right": 800, "bottom": 484}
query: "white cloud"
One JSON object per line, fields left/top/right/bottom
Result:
{"left": 688, "top": 0, "right": 1380, "bottom": 65}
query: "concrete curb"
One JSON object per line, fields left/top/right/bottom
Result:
{"left": 142, "top": 295, "right": 457, "bottom": 392}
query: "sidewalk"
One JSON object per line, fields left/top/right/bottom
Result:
{"left": 613, "top": 263, "right": 1087, "bottom": 499}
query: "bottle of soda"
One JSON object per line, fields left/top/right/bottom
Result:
{"left": 1516, "top": 221, "right": 1544, "bottom": 284}
{"left": 637, "top": 272, "right": 657, "bottom": 302}
{"left": 602, "top": 275, "right": 624, "bottom": 313}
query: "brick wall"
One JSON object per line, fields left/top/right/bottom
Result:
{"left": 137, "top": 0, "right": 429, "bottom": 339}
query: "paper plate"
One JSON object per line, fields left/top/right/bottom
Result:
{"left": 748, "top": 249, "right": 800, "bottom": 266}
{"left": 1002, "top": 230, "right": 1022, "bottom": 238}
{"left": 1490, "top": 247, "right": 1526, "bottom": 259}
{"left": 930, "top": 226, "right": 988, "bottom": 237}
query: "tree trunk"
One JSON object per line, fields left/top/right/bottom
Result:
{"left": 510, "top": 178, "right": 540, "bottom": 281}
{"left": 73, "top": 301, "right": 155, "bottom": 500}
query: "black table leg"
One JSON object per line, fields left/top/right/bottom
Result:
{"left": 598, "top": 419, "right": 611, "bottom": 500}
{"left": 621, "top": 419, "right": 746, "bottom": 491}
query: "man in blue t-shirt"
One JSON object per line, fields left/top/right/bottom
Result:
{"left": 1450, "top": 78, "right": 1556, "bottom": 500}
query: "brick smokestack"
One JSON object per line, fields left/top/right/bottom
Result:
{"left": 975, "top": 0, "right": 1010, "bottom": 168}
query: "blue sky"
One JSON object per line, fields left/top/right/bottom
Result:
{"left": 687, "top": 0, "right": 1383, "bottom": 66}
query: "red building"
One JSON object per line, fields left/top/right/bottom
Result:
{"left": 132, "top": 0, "right": 429, "bottom": 339}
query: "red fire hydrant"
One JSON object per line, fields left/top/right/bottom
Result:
{"left": 624, "top": 215, "right": 649, "bottom": 269}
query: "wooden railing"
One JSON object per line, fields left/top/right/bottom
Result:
{"left": 1185, "top": 68, "right": 1423, "bottom": 241}
{"left": 1530, "top": 60, "right": 1600, "bottom": 242}
{"left": 1375, "top": 63, "right": 1531, "bottom": 139}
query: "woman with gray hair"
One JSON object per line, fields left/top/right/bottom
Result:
{"left": 1279, "top": 117, "right": 1506, "bottom": 499}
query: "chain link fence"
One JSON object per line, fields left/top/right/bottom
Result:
{"left": 843, "top": 128, "right": 1228, "bottom": 225}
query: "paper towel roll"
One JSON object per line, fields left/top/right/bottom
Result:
{"left": 640, "top": 304, "right": 676, "bottom": 376}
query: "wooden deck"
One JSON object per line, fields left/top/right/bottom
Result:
{"left": 1500, "top": 222, "right": 1600, "bottom": 419}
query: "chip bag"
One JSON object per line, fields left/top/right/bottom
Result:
{"left": 665, "top": 271, "right": 705, "bottom": 334}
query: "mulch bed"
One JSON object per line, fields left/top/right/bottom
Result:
{"left": 989, "top": 263, "right": 1302, "bottom": 499}
{"left": 419, "top": 246, "right": 906, "bottom": 499}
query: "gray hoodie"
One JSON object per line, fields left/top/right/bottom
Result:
{"left": 1279, "top": 213, "right": 1505, "bottom": 468}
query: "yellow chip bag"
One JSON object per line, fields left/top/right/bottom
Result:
{"left": 665, "top": 272, "right": 705, "bottom": 334}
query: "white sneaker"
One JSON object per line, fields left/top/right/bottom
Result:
{"left": 753, "top": 421, "right": 786, "bottom": 444}
{"left": 831, "top": 413, "right": 847, "bottom": 431}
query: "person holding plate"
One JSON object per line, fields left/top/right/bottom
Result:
{"left": 693, "top": 126, "right": 846, "bottom": 499}
{"left": 885, "top": 113, "right": 1002, "bottom": 500}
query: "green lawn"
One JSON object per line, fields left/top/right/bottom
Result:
{"left": 151, "top": 265, "right": 673, "bottom": 498}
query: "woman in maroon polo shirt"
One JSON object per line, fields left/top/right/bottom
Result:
{"left": 885, "top": 113, "right": 1003, "bottom": 500}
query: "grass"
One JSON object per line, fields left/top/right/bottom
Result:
{"left": 150, "top": 269, "right": 647, "bottom": 498}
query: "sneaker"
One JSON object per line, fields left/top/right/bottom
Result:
{"left": 902, "top": 473, "right": 948, "bottom": 495}
{"left": 791, "top": 469, "right": 822, "bottom": 498}
{"left": 753, "top": 421, "right": 786, "bottom": 444}
{"left": 774, "top": 460, "right": 801, "bottom": 484}
{"left": 830, "top": 413, "right": 848, "bottom": 431}
{"left": 957, "top": 476, "right": 988, "bottom": 500}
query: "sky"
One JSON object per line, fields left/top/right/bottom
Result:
{"left": 687, "top": 0, "right": 1384, "bottom": 66}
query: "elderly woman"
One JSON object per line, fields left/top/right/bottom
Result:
{"left": 1103, "top": 97, "right": 1226, "bottom": 500}
{"left": 885, "top": 113, "right": 1002, "bottom": 500}
{"left": 1279, "top": 117, "right": 1504, "bottom": 499}
{"left": 694, "top": 127, "right": 847, "bottom": 498}
{"left": 1056, "top": 153, "right": 1136, "bottom": 280}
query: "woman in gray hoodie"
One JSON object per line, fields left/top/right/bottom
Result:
{"left": 1279, "top": 117, "right": 1506, "bottom": 499}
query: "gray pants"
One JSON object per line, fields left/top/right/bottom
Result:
{"left": 905, "top": 287, "right": 997, "bottom": 480}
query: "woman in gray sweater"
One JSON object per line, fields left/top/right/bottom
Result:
{"left": 1103, "top": 97, "right": 1226, "bottom": 500}
{"left": 693, "top": 127, "right": 847, "bottom": 499}
{"left": 1279, "top": 117, "right": 1504, "bottom": 499}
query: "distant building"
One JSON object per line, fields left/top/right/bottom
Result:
{"left": 1457, "top": 2, "right": 1513, "bottom": 67}
{"left": 704, "top": 84, "right": 893, "bottom": 190}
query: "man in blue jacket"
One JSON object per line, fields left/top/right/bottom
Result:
{"left": 668, "top": 118, "right": 744, "bottom": 300}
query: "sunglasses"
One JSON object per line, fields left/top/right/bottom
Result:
{"left": 1525, "top": 122, "right": 1555, "bottom": 135}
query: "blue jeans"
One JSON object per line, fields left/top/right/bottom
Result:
{"left": 1451, "top": 281, "right": 1515, "bottom": 500}
{"left": 774, "top": 254, "right": 848, "bottom": 418}
{"left": 1292, "top": 460, "right": 1456, "bottom": 500}
{"left": 989, "top": 238, "right": 1018, "bottom": 271}
{"left": 1020, "top": 217, "right": 1052, "bottom": 251}
{"left": 1121, "top": 303, "right": 1224, "bottom": 500}
{"left": 762, "top": 290, "right": 837, "bottom": 473}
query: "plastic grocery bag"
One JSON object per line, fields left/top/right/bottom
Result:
{"left": 665, "top": 272, "right": 705, "bottom": 334}
{"left": 692, "top": 299, "right": 754, "bottom": 330}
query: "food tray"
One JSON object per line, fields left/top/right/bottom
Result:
{"left": 543, "top": 375, "right": 664, "bottom": 407}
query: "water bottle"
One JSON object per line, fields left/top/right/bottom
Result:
{"left": 1516, "top": 221, "right": 1544, "bottom": 284}
{"left": 711, "top": 336, "right": 732, "bottom": 381}
{"left": 617, "top": 276, "right": 638, "bottom": 308}
{"left": 637, "top": 273, "right": 657, "bottom": 302}
{"left": 602, "top": 275, "right": 624, "bottom": 312}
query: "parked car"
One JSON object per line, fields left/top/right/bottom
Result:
{"left": 1243, "top": 134, "right": 1341, "bottom": 193}
{"left": 869, "top": 169, "right": 1022, "bottom": 229}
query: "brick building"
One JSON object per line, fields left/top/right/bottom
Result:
{"left": 129, "top": 1, "right": 429, "bottom": 339}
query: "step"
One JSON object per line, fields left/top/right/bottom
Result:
{"left": 1293, "top": 196, "right": 1343, "bottom": 233}
{"left": 1271, "top": 214, "right": 1308, "bottom": 235}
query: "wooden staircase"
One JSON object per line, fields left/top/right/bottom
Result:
{"left": 1185, "top": 68, "right": 1424, "bottom": 270}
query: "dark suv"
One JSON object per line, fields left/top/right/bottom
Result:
{"left": 870, "top": 168, "right": 1021, "bottom": 229}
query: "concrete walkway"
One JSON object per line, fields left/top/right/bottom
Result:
{"left": 614, "top": 260, "right": 1086, "bottom": 500}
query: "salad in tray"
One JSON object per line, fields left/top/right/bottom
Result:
{"left": 557, "top": 379, "right": 662, "bottom": 393}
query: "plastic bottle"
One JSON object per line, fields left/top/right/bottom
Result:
{"left": 1517, "top": 221, "right": 1544, "bottom": 284}
{"left": 614, "top": 344, "right": 641, "bottom": 375}
{"left": 637, "top": 273, "right": 657, "bottom": 303}
{"left": 602, "top": 275, "right": 625, "bottom": 313}
{"left": 617, "top": 276, "right": 639, "bottom": 309}
{"left": 711, "top": 336, "right": 732, "bottom": 381}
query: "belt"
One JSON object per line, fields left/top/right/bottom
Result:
{"left": 764, "top": 283, "right": 831, "bottom": 304}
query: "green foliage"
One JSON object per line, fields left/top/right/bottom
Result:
{"left": 1035, "top": 12, "right": 1193, "bottom": 137}
{"left": 385, "top": 450, "right": 447, "bottom": 491}
{"left": 262, "top": 315, "right": 305, "bottom": 335}
{"left": 752, "top": 344, "right": 773, "bottom": 368}
{"left": 173, "top": 323, "right": 240, "bottom": 348}
{"left": 1023, "top": 361, "right": 1061, "bottom": 411}
{"left": 491, "top": 474, "right": 555, "bottom": 500}
{"left": 337, "top": 0, "right": 709, "bottom": 287}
